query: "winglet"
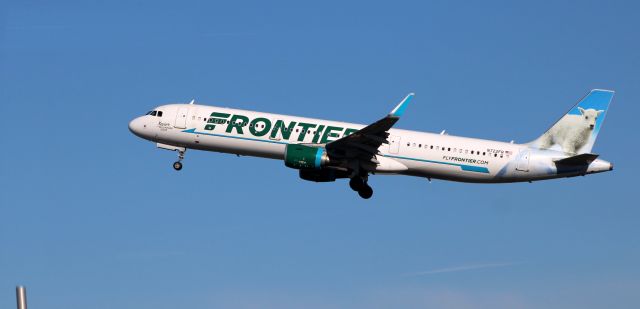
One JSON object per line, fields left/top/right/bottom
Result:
{"left": 389, "top": 93, "right": 414, "bottom": 117}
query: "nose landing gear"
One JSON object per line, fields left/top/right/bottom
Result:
{"left": 173, "top": 149, "right": 186, "bottom": 171}
{"left": 173, "top": 161, "right": 183, "bottom": 171}
{"left": 349, "top": 176, "right": 373, "bottom": 199}
{"left": 156, "top": 143, "right": 187, "bottom": 171}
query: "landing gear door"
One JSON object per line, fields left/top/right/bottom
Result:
{"left": 174, "top": 107, "right": 189, "bottom": 129}
{"left": 516, "top": 149, "right": 530, "bottom": 172}
{"left": 388, "top": 134, "right": 401, "bottom": 154}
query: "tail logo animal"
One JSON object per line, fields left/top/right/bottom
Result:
{"left": 530, "top": 89, "right": 614, "bottom": 154}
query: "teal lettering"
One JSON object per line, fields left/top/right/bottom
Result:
{"left": 312, "top": 125, "right": 325, "bottom": 143}
{"left": 249, "top": 117, "right": 272, "bottom": 136}
{"left": 296, "top": 122, "right": 317, "bottom": 142}
{"left": 343, "top": 128, "right": 358, "bottom": 137}
{"left": 226, "top": 114, "right": 249, "bottom": 134}
{"left": 205, "top": 112, "right": 230, "bottom": 131}
{"left": 270, "top": 120, "right": 297, "bottom": 140}
{"left": 320, "top": 126, "right": 344, "bottom": 143}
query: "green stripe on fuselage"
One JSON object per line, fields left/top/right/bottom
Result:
{"left": 383, "top": 154, "right": 490, "bottom": 174}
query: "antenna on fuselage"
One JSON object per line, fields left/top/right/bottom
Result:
{"left": 189, "top": 99, "right": 195, "bottom": 105}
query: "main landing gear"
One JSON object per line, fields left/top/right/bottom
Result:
{"left": 349, "top": 177, "right": 373, "bottom": 199}
{"left": 173, "top": 149, "right": 186, "bottom": 171}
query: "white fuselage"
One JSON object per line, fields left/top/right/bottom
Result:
{"left": 129, "top": 103, "right": 613, "bottom": 183}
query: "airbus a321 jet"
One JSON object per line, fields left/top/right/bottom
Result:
{"left": 129, "top": 89, "right": 614, "bottom": 199}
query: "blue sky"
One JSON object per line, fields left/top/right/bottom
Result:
{"left": 1, "top": 1, "right": 639, "bottom": 308}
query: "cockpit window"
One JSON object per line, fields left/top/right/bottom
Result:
{"left": 145, "top": 110, "right": 163, "bottom": 117}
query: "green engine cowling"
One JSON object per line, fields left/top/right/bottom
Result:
{"left": 284, "top": 144, "right": 329, "bottom": 170}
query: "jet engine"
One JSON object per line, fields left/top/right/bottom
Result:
{"left": 284, "top": 144, "right": 329, "bottom": 170}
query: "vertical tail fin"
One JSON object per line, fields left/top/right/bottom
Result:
{"left": 529, "top": 89, "right": 614, "bottom": 154}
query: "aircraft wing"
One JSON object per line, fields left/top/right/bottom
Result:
{"left": 325, "top": 93, "right": 414, "bottom": 160}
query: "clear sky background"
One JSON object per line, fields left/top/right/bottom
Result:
{"left": 1, "top": 1, "right": 639, "bottom": 308}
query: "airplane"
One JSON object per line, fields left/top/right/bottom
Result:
{"left": 129, "top": 89, "right": 615, "bottom": 199}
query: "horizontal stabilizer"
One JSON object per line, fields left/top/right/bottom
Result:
{"left": 554, "top": 153, "right": 599, "bottom": 166}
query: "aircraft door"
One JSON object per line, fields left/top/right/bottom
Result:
{"left": 516, "top": 149, "right": 530, "bottom": 172}
{"left": 174, "top": 107, "right": 189, "bottom": 129}
{"left": 388, "top": 134, "right": 401, "bottom": 154}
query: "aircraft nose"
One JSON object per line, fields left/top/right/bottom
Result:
{"left": 128, "top": 116, "right": 146, "bottom": 137}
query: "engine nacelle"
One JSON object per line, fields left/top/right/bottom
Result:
{"left": 284, "top": 144, "right": 329, "bottom": 170}
{"left": 299, "top": 169, "right": 337, "bottom": 182}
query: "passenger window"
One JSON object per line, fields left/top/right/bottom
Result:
{"left": 419, "top": 144, "right": 422, "bottom": 148}
{"left": 482, "top": 152, "right": 486, "bottom": 156}
{"left": 448, "top": 147, "right": 451, "bottom": 151}
{"left": 430, "top": 145, "right": 433, "bottom": 149}
{"left": 471, "top": 151, "right": 474, "bottom": 154}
